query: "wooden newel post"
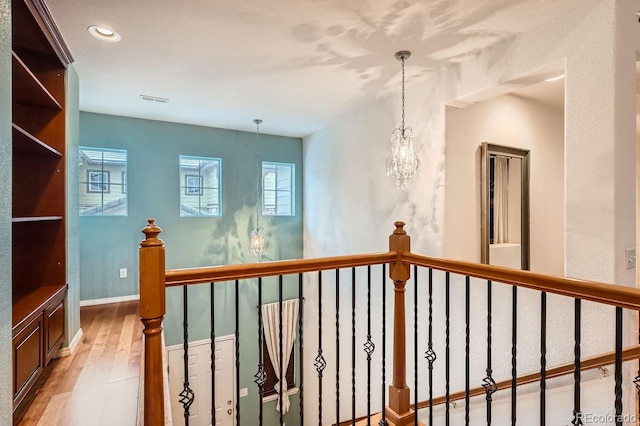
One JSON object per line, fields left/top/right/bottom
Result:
{"left": 140, "top": 219, "right": 166, "bottom": 426}
{"left": 386, "top": 221, "right": 415, "bottom": 426}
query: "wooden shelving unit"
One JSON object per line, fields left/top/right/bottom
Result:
{"left": 12, "top": 216, "right": 63, "bottom": 223}
{"left": 10, "top": 0, "right": 73, "bottom": 422}
{"left": 11, "top": 52, "right": 62, "bottom": 110}
{"left": 12, "top": 124, "right": 62, "bottom": 157}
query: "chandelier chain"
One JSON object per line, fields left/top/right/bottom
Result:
{"left": 401, "top": 55, "right": 405, "bottom": 135}
{"left": 254, "top": 119, "right": 261, "bottom": 229}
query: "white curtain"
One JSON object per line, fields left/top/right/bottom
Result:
{"left": 493, "top": 156, "right": 509, "bottom": 243}
{"left": 262, "top": 298, "right": 299, "bottom": 414}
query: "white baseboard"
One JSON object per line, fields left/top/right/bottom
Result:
{"left": 57, "top": 327, "right": 84, "bottom": 358}
{"left": 79, "top": 294, "right": 140, "bottom": 307}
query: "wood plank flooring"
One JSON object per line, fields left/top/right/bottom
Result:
{"left": 18, "top": 301, "right": 143, "bottom": 426}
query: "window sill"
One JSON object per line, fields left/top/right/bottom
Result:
{"left": 261, "top": 387, "right": 299, "bottom": 404}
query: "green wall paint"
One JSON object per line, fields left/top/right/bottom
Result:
{"left": 65, "top": 65, "right": 81, "bottom": 348}
{"left": 79, "top": 112, "right": 303, "bottom": 425}
{"left": 0, "top": 0, "right": 11, "bottom": 421}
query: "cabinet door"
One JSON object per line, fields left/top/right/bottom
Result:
{"left": 45, "top": 300, "right": 65, "bottom": 365}
{"left": 13, "top": 315, "right": 43, "bottom": 409}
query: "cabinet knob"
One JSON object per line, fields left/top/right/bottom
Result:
{"left": 227, "top": 408, "right": 232, "bottom": 415}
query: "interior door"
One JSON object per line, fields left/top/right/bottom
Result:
{"left": 168, "top": 335, "right": 235, "bottom": 426}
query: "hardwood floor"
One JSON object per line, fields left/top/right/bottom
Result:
{"left": 18, "top": 301, "right": 143, "bottom": 426}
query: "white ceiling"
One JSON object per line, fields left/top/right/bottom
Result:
{"left": 48, "top": 0, "right": 587, "bottom": 137}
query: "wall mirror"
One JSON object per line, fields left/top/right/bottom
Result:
{"left": 480, "top": 142, "right": 530, "bottom": 270}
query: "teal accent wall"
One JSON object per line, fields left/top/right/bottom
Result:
{"left": 79, "top": 112, "right": 303, "bottom": 425}
{"left": 65, "top": 65, "right": 81, "bottom": 347}
{"left": 0, "top": 0, "right": 11, "bottom": 422}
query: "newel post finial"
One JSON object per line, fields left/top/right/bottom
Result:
{"left": 386, "top": 221, "right": 416, "bottom": 425}
{"left": 141, "top": 218, "right": 163, "bottom": 247}
{"left": 393, "top": 221, "right": 406, "bottom": 235}
{"left": 139, "top": 218, "right": 166, "bottom": 425}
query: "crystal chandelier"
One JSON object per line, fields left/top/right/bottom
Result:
{"left": 249, "top": 119, "right": 267, "bottom": 260}
{"left": 386, "top": 50, "right": 420, "bottom": 191}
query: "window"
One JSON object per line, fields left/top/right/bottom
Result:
{"left": 79, "top": 147, "right": 127, "bottom": 216}
{"left": 262, "top": 162, "right": 294, "bottom": 216}
{"left": 179, "top": 155, "right": 221, "bottom": 217}
{"left": 261, "top": 339, "right": 295, "bottom": 398}
{"left": 87, "top": 170, "right": 110, "bottom": 193}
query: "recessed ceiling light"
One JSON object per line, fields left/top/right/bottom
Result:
{"left": 88, "top": 25, "right": 121, "bottom": 42}
{"left": 545, "top": 74, "right": 565, "bottom": 82}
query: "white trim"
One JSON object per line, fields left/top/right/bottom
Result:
{"left": 262, "top": 387, "right": 299, "bottom": 404}
{"left": 80, "top": 294, "right": 139, "bottom": 307}
{"left": 56, "top": 328, "right": 84, "bottom": 358}
{"left": 165, "top": 335, "right": 234, "bottom": 351}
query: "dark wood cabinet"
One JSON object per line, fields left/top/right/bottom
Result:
{"left": 11, "top": 0, "right": 73, "bottom": 422}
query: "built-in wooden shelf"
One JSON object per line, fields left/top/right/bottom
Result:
{"left": 12, "top": 123, "right": 61, "bottom": 157}
{"left": 12, "top": 284, "right": 67, "bottom": 333}
{"left": 11, "top": 51, "right": 61, "bottom": 110}
{"left": 12, "top": 216, "right": 63, "bottom": 223}
{"left": 11, "top": 0, "right": 70, "bottom": 422}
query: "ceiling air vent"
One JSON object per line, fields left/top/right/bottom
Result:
{"left": 140, "top": 94, "right": 169, "bottom": 103}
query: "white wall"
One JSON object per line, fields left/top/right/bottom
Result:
{"left": 303, "top": 0, "right": 637, "bottom": 424}
{"left": 443, "top": 92, "right": 564, "bottom": 275}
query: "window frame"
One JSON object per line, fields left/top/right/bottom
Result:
{"left": 184, "top": 175, "right": 202, "bottom": 195}
{"left": 179, "top": 155, "right": 222, "bottom": 217}
{"left": 79, "top": 147, "right": 128, "bottom": 216}
{"left": 261, "top": 161, "right": 295, "bottom": 217}
{"left": 87, "top": 170, "right": 110, "bottom": 193}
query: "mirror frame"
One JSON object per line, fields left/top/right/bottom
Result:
{"left": 480, "top": 142, "right": 530, "bottom": 270}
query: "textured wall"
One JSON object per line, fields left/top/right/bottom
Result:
{"left": 303, "top": 0, "right": 636, "bottom": 423}
{"left": 65, "top": 66, "right": 81, "bottom": 348}
{"left": 79, "top": 112, "right": 303, "bottom": 425}
{"left": 0, "top": 0, "right": 11, "bottom": 422}
{"left": 444, "top": 91, "right": 564, "bottom": 275}
{"left": 78, "top": 112, "right": 303, "bottom": 300}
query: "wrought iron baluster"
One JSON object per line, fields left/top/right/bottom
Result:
{"left": 511, "top": 286, "right": 517, "bottom": 426}
{"left": 540, "top": 291, "right": 546, "bottom": 425}
{"left": 365, "top": 265, "right": 374, "bottom": 425}
{"left": 465, "top": 275, "right": 470, "bottom": 426}
{"left": 445, "top": 272, "right": 450, "bottom": 426}
{"left": 315, "top": 271, "right": 326, "bottom": 426}
{"left": 298, "top": 273, "right": 304, "bottom": 425}
{"left": 615, "top": 307, "right": 623, "bottom": 426}
{"left": 235, "top": 280, "right": 240, "bottom": 426}
{"left": 336, "top": 269, "right": 340, "bottom": 426}
{"left": 254, "top": 278, "right": 266, "bottom": 426}
{"left": 573, "top": 299, "right": 581, "bottom": 425}
{"left": 425, "top": 269, "right": 436, "bottom": 426}
{"left": 380, "top": 264, "right": 388, "bottom": 426}
{"left": 279, "top": 275, "right": 284, "bottom": 424}
{"left": 414, "top": 265, "right": 418, "bottom": 426}
{"left": 352, "top": 267, "right": 356, "bottom": 425}
{"left": 483, "top": 280, "right": 497, "bottom": 425}
{"left": 180, "top": 286, "right": 194, "bottom": 425}
{"left": 210, "top": 283, "right": 217, "bottom": 426}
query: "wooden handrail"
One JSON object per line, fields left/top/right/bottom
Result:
{"left": 404, "top": 252, "right": 640, "bottom": 310}
{"left": 414, "top": 344, "right": 640, "bottom": 410}
{"left": 164, "top": 252, "right": 397, "bottom": 286}
{"left": 142, "top": 219, "right": 640, "bottom": 426}
{"left": 165, "top": 249, "right": 640, "bottom": 310}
